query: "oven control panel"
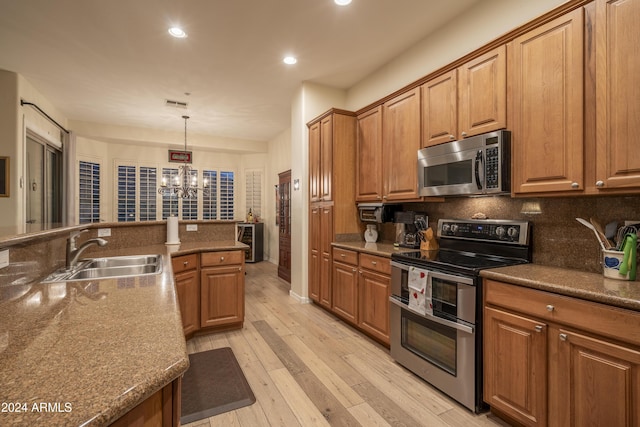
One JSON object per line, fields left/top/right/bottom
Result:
{"left": 438, "top": 219, "right": 529, "bottom": 245}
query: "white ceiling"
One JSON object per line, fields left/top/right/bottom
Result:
{"left": 0, "top": 0, "right": 479, "bottom": 142}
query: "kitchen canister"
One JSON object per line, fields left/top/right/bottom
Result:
{"left": 602, "top": 249, "right": 633, "bottom": 281}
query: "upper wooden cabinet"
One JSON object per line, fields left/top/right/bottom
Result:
{"left": 422, "top": 45, "right": 506, "bottom": 148}
{"left": 356, "top": 106, "right": 384, "bottom": 202}
{"left": 593, "top": 0, "right": 640, "bottom": 192}
{"left": 509, "top": 8, "right": 585, "bottom": 195}
{"left": 382, "top": 87, "right": 422, "bottom": 202}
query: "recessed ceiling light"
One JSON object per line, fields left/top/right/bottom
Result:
{"left": 334, "top": 0, "right": 352, "bottom": 5}
{"left": 168, "top": 27, "right": 187, "bottom": 38}
{"left": 283, "top": 56, "right": 297, "bottom": 65}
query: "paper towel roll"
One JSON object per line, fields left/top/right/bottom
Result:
{"left": 166, "top": 216, "right": 180, "bottom": 245}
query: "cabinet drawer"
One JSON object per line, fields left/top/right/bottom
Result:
{"left": 201, "top": 250, "right": 244, "bottom": 267}
{"left": 172, "top": 254, "right": 198, "bottom": 274}
{"left": 485, "top": 279, "right": 640, "bottom": 347}
{"left": 359, "top": 253, "right": 390, "bottom": 275}
{"left": 333, "top": 248, "right": 358, "bottom": 265}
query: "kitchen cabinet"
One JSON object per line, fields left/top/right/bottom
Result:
{"left": 355, "top": 106, "right": 384, "bottom": 202}
{"left": 200, "top": 251, "right": 245, "bottom": 329}
{"left": 593, "top": 0, "right": 640, "bottom": 192}
{"left": 382, "top": 87, "right": 422, "bottom": 202}
{"left": 358, "top": 253, "right": 391, "bottom": 345}
{"left": 172, "top": 254, "right": 199, "bottom": 337}
{"left": 484, "top": 279, "right": 640, "bottom": 427}
{"left": 509, "top": 8, "right": 585, "bottom": 194}
{"left": 110, "top": 378, "right": 181, "bottom": 427}
{"left": 422, "top": 45, "right": 506, "bottom": 148}
{"left": 319, "top": 205, "right": 333, "bottom": 309}
{"left": 332, "top": 248, "right": 359, "bottom": 324}
{"left": 309, "top": 206, "right": 321, "bottom": 302}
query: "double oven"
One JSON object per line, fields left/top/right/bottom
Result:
{"left": 389, "top": 219, "right": 530, "bottom": 413}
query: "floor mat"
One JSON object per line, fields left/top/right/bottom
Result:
{"left": 180, "top": 347, "right": 256, "bottom": 424}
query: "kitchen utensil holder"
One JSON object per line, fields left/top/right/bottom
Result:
{"left": 602, "top": 249, "right": 631, "bottom": 281}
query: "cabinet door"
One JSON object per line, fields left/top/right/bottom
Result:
{"left": 458, "top": 45, "right": 506, "bottom": 138}
{"left": 509, "top": 8, "right": 584, "bottom": 194}
{"left": 309, "top": 206, "right": 321, "bottom": 302}
{"left": 175, "top": 270, "right": 199, "bottom": 336}
{"left": 332, "top": 261, "right": 358, "bottom": 324}
{"left": 595, "top": 0, "right": 640, "bottom": 191}
{"left": 309, "top": 121, "right": 321, "bottom": 202}
{"left": 552, "top": 328, "right": 640, "bottom": 427}
{"left": 356, "top": 107, "right": 384, "bottom": 202}
{"left": 319, "top": 206, "right": 334, "bottom": 309}
{"left": 200, "top": 266, "right": 244, "bottom": 328}
{"left": 382, "top": 88, "right": 421, "bottom": 201}
{"left": 358, "top": 268, "right": 390, "bottom": 344}
{"left": 484, "top": 307, "right": 547, "bottom": 427}
{"left": 320, "top": 115, "right": 333, "bottom": 201}
{"left": 422, "top": 70, "right": 458, "bottom": 147}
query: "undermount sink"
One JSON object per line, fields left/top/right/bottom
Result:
{"left": 42, "top": 255, "right": 163, "bottom": 283}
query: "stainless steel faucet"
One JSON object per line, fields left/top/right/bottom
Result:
{"left": 66, "top": 230, "right": 108, "bottom": 270}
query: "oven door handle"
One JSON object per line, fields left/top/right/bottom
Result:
{"left": 391, "top": 261, "right": 411, "bottom": 271}
{"left": 389, "top": 296, "right": 475, "bottom": 335}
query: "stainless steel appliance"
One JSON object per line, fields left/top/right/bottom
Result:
{"left": 417, "top": 130, "right": 511, "bottom": 197}
{"left": 357, "top": 203, "right": 399, "bottom": 223}
{"left": 393, "top": 211, "right": 428, "bottom": 249}
{"left": 389, "top": 218, "right": 531, "bottom": 413}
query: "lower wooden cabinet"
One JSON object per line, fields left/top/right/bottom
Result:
{"left": 110, "top": 377, "right": 181, "bottom": 427}
{"left": 484, "top": 279, "right": 640, "bottom": 427}
{"left": 332, "top": 260, "right": 358, "bottom": 324}
{"left": 358, "top": 267, "right": 390, "bottom": 344}
{"left": 172, "top": 254, "right": 199, "bottom": 336}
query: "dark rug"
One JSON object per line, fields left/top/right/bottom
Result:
{"left": 180, "top": 347, "right": 256, "bottom": 424}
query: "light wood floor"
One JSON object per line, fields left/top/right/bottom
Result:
{"left": 183, "top": 262, "right": 512, "bottom": 427}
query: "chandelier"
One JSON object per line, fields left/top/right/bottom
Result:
{"left": 158, "top": 115, "right": 209, "bottom": 198}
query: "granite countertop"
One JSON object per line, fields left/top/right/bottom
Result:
{"left": 481, "top": 264, "right": 640, "bottom": 312}
{"left": 0, "top": 241, "right": 247, "bottom": 426}
{"left": 331, "top": 241, "right": 418, "bottom": 258}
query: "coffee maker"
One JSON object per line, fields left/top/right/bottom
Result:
{"left": 394, "top": 211, "right": 428, "bottom": 248}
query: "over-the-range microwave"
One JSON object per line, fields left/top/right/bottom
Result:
{"left": 417, "top": 130, "right": 511, "bottom": 197}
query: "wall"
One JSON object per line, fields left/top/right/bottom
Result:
{"left": 265, "top": 128, "right": 292, "bottom": 263}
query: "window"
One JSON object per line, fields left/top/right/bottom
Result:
{"left": 220, "top": 171, "right": 235, "bottom": 220}
{"left": 202, "top": 170, "right": 218, "bottom": 220}
{"left": 139, "top": 166, "right": 157, "bottom": 221}
{"left": 117, "top": 165, "right": 136, "bottom": 222}
{"left": 182, "top": 168, "right": 198, "bottom": 220}
{"left": 161, "top": 167, "right": 179, "bottom": 220}
{"left": 78, "top": 160, "right": 100, "bottom": 223}
{"left": 245, "top": 169, "right": 263, "bottom": 218}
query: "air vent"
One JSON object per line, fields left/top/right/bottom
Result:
{"left": 165, "top": 99, "right": 188, "bottom": 109}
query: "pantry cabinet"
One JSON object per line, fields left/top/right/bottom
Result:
{"left": 593, "top": 0, "right": 640, "bottom": 192}
{"left": 422, "top": 45, "right": 506, "bottom": 148}
{"left": 509, "top": 8, "right": 584, "bottom": 195}
{"left": 309, "top": 206, "right": 321, "bottom": 302}
{"left": 484, "top": 279, "right": 640, "bottom": 427}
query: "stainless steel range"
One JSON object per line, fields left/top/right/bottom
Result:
{"left": 389, "top": 218, "right": 531, "bottom": 413}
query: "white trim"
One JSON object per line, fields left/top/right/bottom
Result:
{"left": 289, "top": 289, "right": 312, "bottom": 304}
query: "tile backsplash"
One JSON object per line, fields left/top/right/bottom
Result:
{"left": 376, "top": 195, "right": 640, "bottom": 274}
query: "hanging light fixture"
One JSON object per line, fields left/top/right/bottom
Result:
{"left": 158, "top": 115, "right": 209, "bottom": 198}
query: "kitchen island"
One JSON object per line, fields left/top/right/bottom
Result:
{"left": 0, "top": 224, "right": 247, "bottom": 426}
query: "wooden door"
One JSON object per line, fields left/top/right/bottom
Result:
{"left": 358, "top": 268, "right": 390, "bottom": 344}
{"left": 200, "top": 266, "right": 244, "bottom": 328}
{"left": 309, "top": 206, "right": 321, "bottom": 302}
{"left": 458, "top": 45, "right": 506, "bottom": 138}
{"left": 553, "top": 328, "right": 640, "bottom": 427}
{"left": 509, "top": 8, "right": 584, "bottom": 194}
{"left": 278, "top": 170, "right": 291, "bottom": 283}
{"left": 382, "top": 87, "right": 421, "bottom": 201}
{"left": 356, "top": 106, "right": 383, "bottom": 202}
{"left": 175, "top": 270, "right": 199, "bottom": 336}
{"left": 332, "top": 261, "right": 358, "bottom": 324}
{"left": 319, "top": 205, "right": 333, "bottom": 309}
{"left": 309, "top": 121, "right": 321, "bottom": 202}
{"left": 320, "top": 115, "right": 333, "bottom": 201}
{"left": 422, "top": 70, "right": 458, "bottom": 147}
{"left": 484, "top": 307, "right": 548, "bottom": 427}
{"left": 595, "top": 0, "right": 640, "bottom": 191}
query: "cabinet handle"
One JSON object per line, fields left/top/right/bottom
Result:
{"left": 383, "top": 196, "right": 387, "bottom": 199}
{"left": 534, "top": 325, "right": 543, "bottom": 332}
{"left": 352, "top": 268, "right": 357, "bottom": 272}
{"left": 340, "top": 254, "right": 345, "bottom": 258}
{"left": 449, "top": 134, "right": 455, "bottom": 140}
{"left": 377, "top": 196, "right": 382, "bottom": 200}
{"left": 238, "top": 267, "right": 242, "bottom": 271}
{"left": 571, "top": 182, "right": 579, "bottom": 189}
{"left": 546, "top": 304, "right": 555, "bottom": 312}
{"left": 183, "top": 261, "right": 189, "bottom": 266}
{"left": 559, "top": 333, "right": 568, "bottom": 341}
{"left": 596, "top": 180, "right": 604, "bottom": 188}
{"left": 461, "top": 131, "right": 467, "bottom": 137}
{"left": 220, "top": 256, "right": 225, "bottom": 261}
{"left": 371, "top": 261, "right": 377, "bottom": 265}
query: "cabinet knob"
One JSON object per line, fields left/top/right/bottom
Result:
{"left": 461, "top": 132, "right": 467, "bottom": 137}
{"left": 559, "top": 333, "right": 568, "bottom": 341}
{"left": 383, "top": 196, "right": 387, "bottom": 199}
{"left": 449, "top": 134, "right": 455, "bottom": 140}
{"left": 571, "top": 182, "right": 579, "bottom": 189}
{"left": 546, "top": 304, "right": 555, "bottom": 312}
{"left": 352, "top": 268, "right": 357, "bottom": 272}
{"left": 377, "top": 196, "right": 382, "bottom": 200}
{"left": 183, "top": 261, "right": 189, "bottom": 266}
{"left": 340, "top": 254, "right": 345, "bottom": 258}
{"left": 238, "top": 267, "right": 242, "bottom": 271}
{"left": 596, "top": 180, "right": 604, "bottom": 187}
{"left": 535, "top": 325, "right": 543, "bottom": 332}
{"left": 371, "top": 261, "right": 377, "bottom": 265}
{"left": 220, "top": 256, "right": 225, "bottom": 261}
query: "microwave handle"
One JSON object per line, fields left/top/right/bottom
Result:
{"left": 475, "top": 150, "right": 484, "bottom": 190}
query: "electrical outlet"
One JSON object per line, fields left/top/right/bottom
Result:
{"left": 186, "top": 224, "right": 198, "bottom": 232}
{"left": 0, "top": 249, "right": 9, "bottom": 269}
{"left": 98, "top": 228, "right": 111, "bottom": 237}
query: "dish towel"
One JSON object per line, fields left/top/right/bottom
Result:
{"left": 408, "top": 266, "right": 432, "bottom": 316}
